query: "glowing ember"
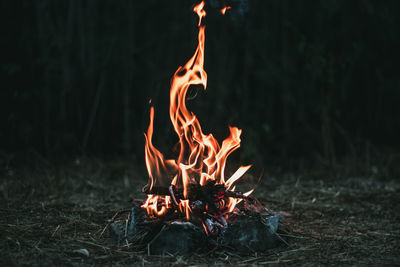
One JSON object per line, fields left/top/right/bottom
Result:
{"left": 142, "top": 1, "right": 254, "bottom": 231}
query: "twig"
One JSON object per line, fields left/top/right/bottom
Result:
{"left": 51, "top": 225, "right": 61, "bottom": 237}
{"left": 258, "top": 259, "right": 293, "bottom": 264}
{"left": 99, "top": 223, "right": 109, "bottom": 238}
{"left": 76, "top": 239, "right": 110, "bottom": 251}
{"left": 240, "top": 257, "right": 262, "bottom": 264}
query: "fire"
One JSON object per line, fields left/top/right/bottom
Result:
{"left": 220, "top": 6, "right": 232, "bottom": 15}
{"left": 142, "top": 1, "right": 254, "bottom": 229}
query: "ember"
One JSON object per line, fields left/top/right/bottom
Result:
{"left": 110, "top": 1, "right": 285, "bottom": 254}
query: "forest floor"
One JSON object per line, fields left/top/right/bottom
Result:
{"left": 1, "top": 152, "right": 399, "bottom": 266}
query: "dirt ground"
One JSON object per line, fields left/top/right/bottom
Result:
{"left": 1, "top": 153, "right": 399, "bottom": 266}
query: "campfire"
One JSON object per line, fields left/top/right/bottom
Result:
{"left": 110, "top": 1, "right": 284, "bottom": 254}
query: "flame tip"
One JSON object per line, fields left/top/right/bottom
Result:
{"left": 221, "top": 6, "right": 232, "bottom": 15}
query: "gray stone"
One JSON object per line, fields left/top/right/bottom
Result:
{"left": 219, "top": 213, "right": 282, "bottom": 252}
{"left": 148, "top": 221, "right": 208, "bottom": 255}
{"left": 109, "top": 205, "right": 284, "bottom": 255}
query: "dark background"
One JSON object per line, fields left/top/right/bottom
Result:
{"left": 2, "top": 0, "right": 399, "bottom": 169}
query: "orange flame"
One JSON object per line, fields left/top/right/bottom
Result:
{"left": 142, "top": 1, "right": 253, "bottom": 220}
{"left": 220, "top": 6, "right": 232, "bottom": 15}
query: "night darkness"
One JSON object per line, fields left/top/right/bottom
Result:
{"left": 1, "top": 0, "right": 399, "bottom": 265}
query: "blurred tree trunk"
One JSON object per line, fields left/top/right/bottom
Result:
{"left": 36, "top": 1, "right": 52, "bottom": 154}
{"left": 281, "top": 0, "right": 290, "bottom": 157}
{"left": 61, "top": 0, "right": 75, "bottom": 135}
{"left": 123, "top": 1, "right": 135, "bottom": 155}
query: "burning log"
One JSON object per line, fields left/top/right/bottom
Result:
{"left": 142, "top": 181, "right": 253, "bottom": 208}
{"left": 142, "top": 180, "right": 257, "bottom": 234}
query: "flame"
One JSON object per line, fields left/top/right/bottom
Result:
{"left": 220, "top": 6, "right": 232, "bottom": 15}
{"left": 142, "top": 1, "right": 253, "bottom": 222}
{"left": 142, "top": 195, "right": 168, "bottom": 217}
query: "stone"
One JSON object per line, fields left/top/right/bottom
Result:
{"left": 109, "top": 204, "right": 285, "bottom": 255}
{"left": 219, "top": 213, "right": 282, "bottom": 252}
{"left": 148, "top": 221, "right": 208, "bottom": 255}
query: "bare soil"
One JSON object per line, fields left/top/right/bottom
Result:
{"left": 1, "top": 153, "right": 399, "bottom": 266}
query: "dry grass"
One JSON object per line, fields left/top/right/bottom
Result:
{"left": 1, "top": 153, "right": 399, "bottom": 266}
